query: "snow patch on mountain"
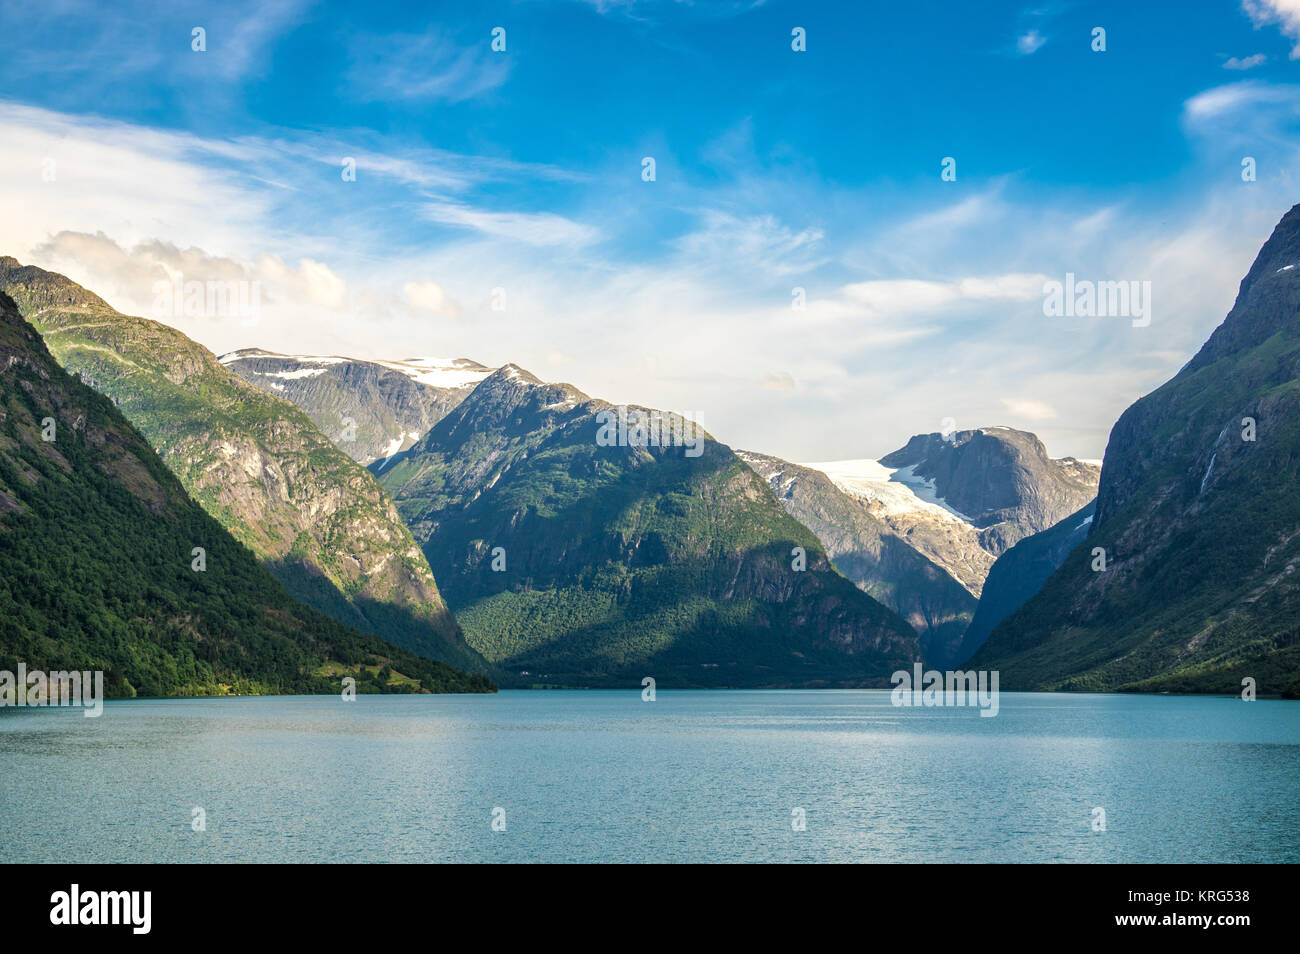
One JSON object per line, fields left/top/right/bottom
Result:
{"left": 798, "top": 458, "right": 974, "bottom": 524}
{"left": 266, "top": 367, "right": 328, "bottom": 380}
{"left": 217, "top": 349, "right": 494, "bottom": 390}
{"left": 373, "top": 357, "right": 495, "bottom": 389}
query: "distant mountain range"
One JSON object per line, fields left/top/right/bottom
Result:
{"left": 221, "top": 337, "right": 1102, "bottom": 679}
{"left": 0, "top": 258, "right": 487, "bottom": 676}
{"left": 877, "top": 428, "right": 1100, "bottom": 556}
{"left": 219, "top": 349, "right": 494, "bottom": 464}
{"left": 974, "top": 204, "right": 1300, "bottom": 697}
{"left": 0, "top": 289, "right": 491, "bottom": 697}
{"left": 740, "top": 431, "right": 1099, "bottom": 667}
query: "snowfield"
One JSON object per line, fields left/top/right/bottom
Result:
{"left": 797, "top": 458, "right": 974, "bottom": 524}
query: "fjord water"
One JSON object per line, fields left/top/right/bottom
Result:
{"left": 2, "top": 690, "right": 1297, "bottom": 863}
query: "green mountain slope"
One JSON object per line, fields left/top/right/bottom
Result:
{"left": 0, "top": 290, "right": 492, "bottom": 697}
{"left": 375, "top": 365, "right": 920, "bottom": 688}
{"left": 0, "top": 257, "right": 486, "bottom": 675}
{"left": 972, "top": 205, "right": 1300, "bottom": 696}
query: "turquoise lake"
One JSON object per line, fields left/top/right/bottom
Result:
{"left": 2, "top": 690, "right": 1298, "bottom": 863}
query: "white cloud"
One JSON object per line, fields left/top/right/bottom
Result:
{"left": 761, "top": 373, "right": 795, "bottom": 392}
{"left": 1017, "top": 30, "right": 1047, "bottom": 55}
{"left": 27, "top": 231, "right": 350, "bottom": 334}
{"left": 1000, "top": 397, "right": 1058, "bottom": 421}
{"left": 403, "top": 280, "right": 450, "bottom": 314}
{"left": 1244, "top": 0, "right": 1300, "bottom": 58}
{"left": 1, "top": 96, "right": 1297, "bottom": 464}
{"left": 1183, "top": 80, "right": 1300, "bottom": 120}
{"left": 839, "top": 273, "right": 1046, "bottom": 318}
{"left": 675, "top": 211, "right": 824, "bottom": 276}
{"left": 1224, "top": 53, "right": 1268, "bottom": 69}
{"left": 422, "top": 201, "right": 601, "bottom": 247}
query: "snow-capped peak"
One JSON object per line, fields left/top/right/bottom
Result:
{"left": 797, "top": 458, "right": 974, "bottom": 523}
{"left": 372, "top": 357, "right": 495, "bottom": 389}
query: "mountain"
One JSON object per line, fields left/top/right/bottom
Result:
{"left": 737, "top": 451, "right": 977, "bottom": 667}
{"left": 0, "top": 257, "right": 487, "bottom": 675}
{"left": 740, "top": 435, "right": 1097, "bottom": 667}
{"left": 374, "top": 365, "right": 921, "bottom": 687}
{"left": 778, "top": 457, "right": 996, "bottom": 596}
{"left": 0, "top": 290, "right": 492, "bottom": 697}
{"left": 973, "top": 204, "right": 1300, "bottom": 697}
{"left": 957, "top": 500, "right": 1094, "bottom": 663}
{"left": 878, "top": 427, "right": 1100, "bottom": 555}
{"left": 219, "top": 349, "right": 494, "bottom": 465}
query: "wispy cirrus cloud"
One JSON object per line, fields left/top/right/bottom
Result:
{"left": 345, "top": 30, "right": 510, "bottom": 103}
{"left": 422, "top": 201, "right": 602, "bottom": 247}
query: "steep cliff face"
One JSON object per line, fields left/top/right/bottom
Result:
{"left": 973, "top": 204, "right": 1300, "bottom": 696}
{"left": 958, "top": 501, "right": 1094, "bottom": 663}
{"left": 879, "top": 427, "right": 1099, "bottom": 555}
{"left": 0, "top": 257, "right": 486, "bottom": 674}
{"left": 220, "top": 349, "right": 493, "bottom": 464}
{"left": 0, "top": 290, "right": 491, "bottom": 697}
{"left": 376, "top": 365, "right": 921, "bottom": 687}
{"left": 738, "top": 451, "right": 977, "bottom": 667}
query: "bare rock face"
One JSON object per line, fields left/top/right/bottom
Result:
{"left": 879, "top": 427, "right": 1100, "bottom": 555}
{"left": 958, "top": 501, "right": 1095, "bottom": 663}
{"left": 0, "top": 258, "right": 486, "bottom": 674}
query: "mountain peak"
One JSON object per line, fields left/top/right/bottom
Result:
{"left": 878, "top": 426, "right": 1099, "bottom": 553}
{"left": 491, "top": 363, "right": 543, "bottom": 385}
{"left": 1237, "top": 201, "right": 1300, "bottom": 294}
{"left": 472, "top": 363, "right": 590, "bottom": 405}
{"left": 1187, "top": 202, "right": 1300, "bottom": 372}
{"left": 0, "top": 256, "right": 112, "bottom": 311}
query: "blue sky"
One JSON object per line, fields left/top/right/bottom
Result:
{"left": 4, "top": 0, "right": 1300, "bottom": 460}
